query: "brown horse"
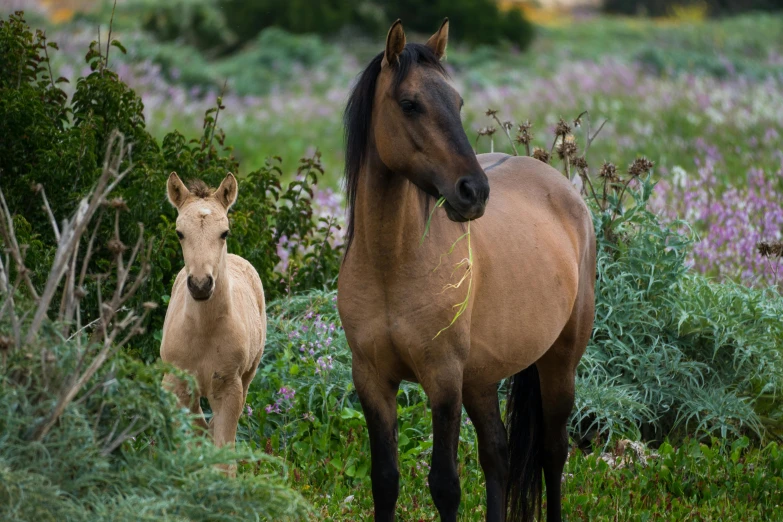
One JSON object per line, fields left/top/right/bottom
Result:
{"left": 337, "top": 19, "right": 595, "bottom": 522}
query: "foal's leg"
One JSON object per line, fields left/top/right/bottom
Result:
{"left": 463, "top": 383, "right": 509, "bottom": 522}
{"left": 209, "top": 375, "right": 244, "bottom": 477}
{"left": 354, "top": 364, "right": 400, "bottom": 522}
{"left": 162, "top": 373, "right": 208, "bottom": 432}
{"left": 422, "top": 369, "right": 463, "bottom": 522}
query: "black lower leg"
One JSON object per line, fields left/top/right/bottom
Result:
{"left": 429, "top": 399, "right": 462, "bottom": 522}
{"left": 357, "top": 378, "right": 400, "bottom": 522}
{"left": 464, "top": 386, "right": 509, "bottom": 522}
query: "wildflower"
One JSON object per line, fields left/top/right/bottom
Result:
{"left": 246, "top": 404, "right": 253, "bottom": 417}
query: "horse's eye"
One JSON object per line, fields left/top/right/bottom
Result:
{"left": 176, "top": 230, "right": 184, "bottom": 240}
{"left": 400, "top": 100, "right": 417, "bottom": 114}
{"left": 220, "top": 230, "right": 230, "bottom": 240}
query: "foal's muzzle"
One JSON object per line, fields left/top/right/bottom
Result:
{"left": 187, "top": 275, "right": 214, "bottom": 301}
{"left": 445, "top": 174, "right": 490, "bottom": 222}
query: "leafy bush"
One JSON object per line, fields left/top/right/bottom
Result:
{"left": 604, "top": 0, "right": 783, "bottom": 17}
{"left": 0, "top": 12, "right": 343, "bottom": 361}
{"left": 217, "top": 0, "right": 534, "bottom": 50}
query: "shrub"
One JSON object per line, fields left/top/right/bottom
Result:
{"left": 0, "top": 12, "right": 343, "bottom": 361}
{"left": 604, "top": 0, "right": 783, "bottom": 17}
{"left": 217, "top": 0, "right": 534, "bottom": 50}
{"left": 0, "top": 133, "right": 309, "bottom": 521}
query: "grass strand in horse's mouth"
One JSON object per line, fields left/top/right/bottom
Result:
{"left": 420, "top": 196, "right": 474, "bottom": 338}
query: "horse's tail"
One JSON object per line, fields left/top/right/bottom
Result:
{"left": 506, "top": 363, "right": 544, "bottom": 522}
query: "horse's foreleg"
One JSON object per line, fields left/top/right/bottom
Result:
{"left": 463, "top": 383, "right": 509, "bottom": 522}
{"left": 209, "top": 375, "right": 244, "bottom": 476}
{"left": 163, "top": 373, "right": 208, "bottom": 433}
{"left": 353, "top": 364, "right": 400, "bottom": 522}
{"left": 423, "top": 369, "right": 463, "bottom": 522}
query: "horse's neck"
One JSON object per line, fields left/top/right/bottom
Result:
{"left": 353, "top": 150, "right": 427, "bottom": 266}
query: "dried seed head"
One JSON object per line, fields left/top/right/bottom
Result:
{"left": 532, "top": 147, "right": 551, "bottom": 164}
{"left": 143, "top": 301, "right": 158, "bottom": 310}
{"left": 572, "top": 156, "right": 589, "bottom": 171}
{"left": 758, "top": 241, "right": 783, "bottom": 258}
{"left": 31, "top": 182, "right": 43, "bottom": 193}
{"left": 107, "top": 238, "right": 127, "bottom": 256}
{"left": 479, "top": 126, "right": 497, "bottom": 137}
{"left": 108, "top": 197, "right": 129, "bottom": 211}
{"left": 555, "top": 118, "right": 572, "bottom": 137}
{"left": 516, "top": 120, "right": 533, "bottom": 145}
{"left": 599, "top": 162, "right": 618, "bottom": 181}
{"left": 485, "top": 108, "right": 499, "bottom": 117}
{"left": 556, "top": 136, "right": 578, "bottom": 160}
{"left": 628, "top": 157, "right": 655, "bottom": 177}
{"left": 0, "top": 335, "right": 14, "bottom": 352}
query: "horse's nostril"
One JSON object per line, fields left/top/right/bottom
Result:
{"left": 456, "top": 177, "right": 476, "bottom": 203}
{"left": 206, "top": 275, "right": 214, "bottom": 289}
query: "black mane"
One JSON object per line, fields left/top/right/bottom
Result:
{"left": 343, "top": 43, "right": 447, "bottom": 252}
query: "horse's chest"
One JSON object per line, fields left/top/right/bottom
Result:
{"left": 339, "top": 265, "right": 470, "bottom": 378}
{"left": 161, "top": 321, "right": 250, "bottom": 386}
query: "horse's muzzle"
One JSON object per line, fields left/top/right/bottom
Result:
{"left": 445, "top": 175, "right": 489, "bottom": 221}
{"left": 187, "top": 275, "right": 214, "bottom": 301}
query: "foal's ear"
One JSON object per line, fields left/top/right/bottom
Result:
{"left": 425, "top": 18, "right": 449, "bottom": 60}
{"left": 167, "top": 172, "right": 189, "bottom": 209}
{"left": 215, "top": 173, "right": 238, "bottom": 209}
{"left": 382, "top": 19, "right": 406, "bottom": 68}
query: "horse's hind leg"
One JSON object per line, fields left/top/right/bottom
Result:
{"left": 353, "top": 364, "right": 400, "bottom": 522}
{"left": 535, "top": 293, "right": 593, "bottom": 522}
{"left": 463, "top": 383, "right": 509, "bottom": 522}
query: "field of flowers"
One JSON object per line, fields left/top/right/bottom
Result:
{"left": 2, "top": 4, "right": 783, "bottom": 521}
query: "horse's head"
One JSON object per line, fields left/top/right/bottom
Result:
{"left": 166, "top": 172, "right": 237, "bottom": 301}
{"left": 372, "top": 19, "right": 489, "bottom": 222}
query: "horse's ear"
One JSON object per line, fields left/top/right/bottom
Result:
{"left": 215, "top": 172, "right": 238, "bottom": 209}
{"left": 425, "top": 18, "right": 449, "bottom": 60}
{"left": 382, "top": 19, "right": 406, "bottom": 68}
{"left": 167, "top": 172, "right": 189, "bottom": 209}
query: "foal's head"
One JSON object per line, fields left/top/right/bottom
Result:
{"left": 345, "top": 18, "right": 489, "bottom": 237}
{"left": 166, "top": 172, "right": 238, "bottom": 301}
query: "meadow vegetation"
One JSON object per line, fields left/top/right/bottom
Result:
{"left": 1, "top": 6, "right": 783, "bottom": 521}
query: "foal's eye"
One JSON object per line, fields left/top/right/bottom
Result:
{"left": 220, "top": 230, "right": 230, "bottom": 240}
{"left": 176, "top": 230, "right": 184, "bottom": 240}
{"left": 399, "top": 100, "right": 417, "bottom": 114}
